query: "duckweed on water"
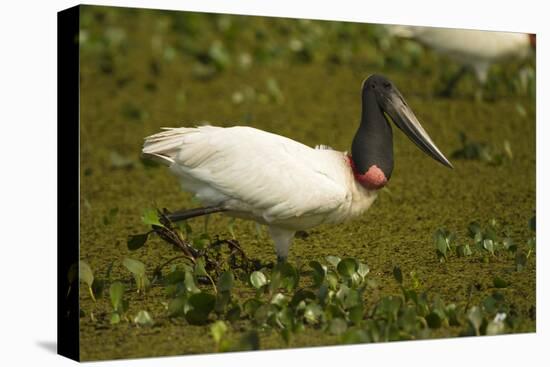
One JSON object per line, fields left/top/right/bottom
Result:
{"left": 77, "top": 5, "right": 535, "bottom": 360}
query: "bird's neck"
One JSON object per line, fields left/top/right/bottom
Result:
{"left": 350, "top": 89, "right": 394, "bottom": 188}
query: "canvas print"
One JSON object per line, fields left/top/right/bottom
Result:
{"left": 58, "top": 4, "right": 536, "bottom": 361}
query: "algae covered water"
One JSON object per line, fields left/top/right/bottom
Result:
{"left": 76, "top": 6, "right": 535, "bottom": 360}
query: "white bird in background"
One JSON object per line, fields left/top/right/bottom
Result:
{"left": 142, "top": 75, "right": 453, "bottom": 262}
{"left": 386, "top": 25, "right": 535, "bottom": 96}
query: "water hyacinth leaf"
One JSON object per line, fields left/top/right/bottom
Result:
{"left": 309, "top": 261, "right": 326, "bottom": 286}
{"left": 483, "top": 239, "right": 495, "bottom": 255}
{"left": 238, "top": 331, "right": 260, "bottom": 351}
{"left": 357, "top": 262, "right": 370, "bottom": 279}
{"left": 127, "top": 233, "right": 149, "bottom": 251}
{"left": 487, "top": 313, "right": 506, "bottom": 335}
{"left": 186, "top": 293, "right": 216, "bottom": 324}
{"left": 393, "top": 266, "right": 403, "bottom": 284}
{"left": 79, "top": 261, "right": 96, "bottom": 301}
{"left": 243, "top": 299, "right": 263, "bottom": 317}
{"left": 467, "top": 306, "right": 483, "bottom": 335}
{"left": 123, "top": 257, "right": 146, "bottom": 276}
{"left": 468, "top": 222, "right": 482, "bottom": 239}
{"left": 493, "top": 277, "right": 508, "bottom": 288}
{"left": 348, "top": 305, "right": 365, "bottom": 325}
{"left": 425, "top": 312, "right": 442, "bottom": 329}
{"left": 210, "top": 320, "right": 228, "bottom": 344}
{"left": 503, "top": 238, "right": 517, "bottom": 253}
{"left": 184, "top": 271, "right": 201, "bottom": 294}
{"left": 337, "top": 258, "right": 358, "bottom": 278}
{"left": 271, "top": 293, "right": 289, "bottom": 307}
{"left": 326, "top": 255, "right": 341, "bottom": 268}
{"left": 109, "top": 282, "right": 125, "bottom": 312}
{"left": 110, "top": 313, "right": 121, "bottom": 325}
{"left": 304, "top": 303, "right": 322, "bottom": 324}
{"left": 217, "top": 271, "right": 234, "bottom": 292}
{"left": 79, "top": 261, "right": 94, "bottom": 288}
{"left": 341, "top": 329, "right": 369, "bottom": 344}
{"left": 250, "top": 271, "right": 267, "bottom": 289}
{"left": 326, "top": 271, "right": 339, "bottom": 290}
{"left": 278, "top": 262, "right": 300, "bottom": 291}
{"left": 226, "top": 304, "right": 241, "bottom": 322}
{"left": 515, "top": 252, "right": 528, "bottom": 271}
{"left": 134, "top": 310, "right": 154, "bottom": 327}
{"left": 164, "top": 270, "right": 186, "bottom": 285}
{"left": 141, "top": 208, "right": 164, "bottom": 227}
{"left": 290, "top": 289, "right": 316, "bottom": 308}
{"left": 329, "top": 318, "right": 348, "bottom": 335}
{"left": 168, "top": 295, "right": 187, "bottom": 317}
{"left": 194, "top": 257, "right": 208, "bottom": 277}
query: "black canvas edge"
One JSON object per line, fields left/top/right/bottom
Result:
{"left": 57, "top": 4, "right": 81, "bottom": 362}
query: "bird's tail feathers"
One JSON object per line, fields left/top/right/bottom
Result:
{"left": 142, "top": 127, "right": 198, "bottom": 166}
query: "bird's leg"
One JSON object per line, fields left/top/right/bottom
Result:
{"left": 268, "top": 226, "right": 295, "bottom": 264}
{"left": 165, "top": 206, "right": 227, "bottom": 222}
{"left": 438, "top": 65, "right": 468, "bottom": 98}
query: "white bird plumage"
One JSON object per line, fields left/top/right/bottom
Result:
{"left": 387, "top": 26, "right": 532, "bottom": 83}
{"left": 142, "top": 126, "right": 377, "bottom": 259}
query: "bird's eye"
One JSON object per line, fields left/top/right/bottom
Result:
{"left": 371, "top": 84, "right": 376, "bottom": 89}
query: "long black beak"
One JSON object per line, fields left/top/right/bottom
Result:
{"left": 380, "top": 87, "right": 453, "bottom": 169}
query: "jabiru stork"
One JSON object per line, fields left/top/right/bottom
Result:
{"left": 142, "top": 74, "right": 453, "bottom": 262}
{"left": 386, "top": 26, "right": 535, "bottom": 97}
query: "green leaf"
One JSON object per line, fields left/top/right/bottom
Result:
{"left": 210, "top": 320, "right": 228, "bottom": 344}
{"left": 110, "top": 313, "right": 121, "bottom": 324}
{"left": 341, "top": 329, "right": 369, "bottom": 344}
{"left": 270, "top": 293, "right": 289, "bottom": 307}
{"left": 243, "top": 299, "right": 263, "bottom": 317}
{"left": 425, "top": 312, "right": 442, "bottom": 329}
{"left": 122, "top": 257, "right": 146, "bottom": 276}
{"left": 348, "top": 305, "right": 364, "bottom": 325}
{"left": 187, "top": 293, "right": 216, "bottom": 322}
{"left": 483, "top": 239, "right": 495, "bottom": 255}
{"left": 326, "top": 255, "right": 341, "bottom": 268}
{"left": 290, "top": 289, "right": 316, "bottom": 308}
{"left": 134, "top": 310, "right": 154, "bottom": 327}
{"left": 127, "top": 233, "right": 149, "bottom": 251}
{"left": 164, "top": 270, "right": 186, "bottom": 285}
{"left": 217, "top": 271, "right": 234, "bottom": 292}
{"left": 515, "top": 252, "right": 528, "bottom": 271}
{"left": 250, "top": 271, "right": 267, "bottom": 289}
{"left": 109, "top": 282, "right": 125, "bottom": 312}
{"left": 79, "top": 261, "right": 94, "bottom": 287}
{"left": 238, "top": 331, "right": 260, "bottom": 351}
{"left": 141, "top": 208, "right": 164, "bottom": 227}
{"left": 467, "top": 306, "right": 483, "bottom": 335}
{"left": 468, "top": 222, "right": 482, "bottom": 239}
{"left": 357, "top": 262, "right": 370, "bottom": 279}
{"left": 329, "top": 318, "right": 348, "bottom": 335}
{"left": 184, "top": 271, "right": 201, "bottom": 294}
{"left": 309, "top": 261, "right": 326, "bottom": 286}
{"left": 278, "top": 262, "right": 300, "bottom": 291}
{"left": 392, "top": 266, "right": 403, "bottom": 284}
{"left": 337, "top": 258, "right": 359, "bottom": 278}
{"left": 304, "top": 303, "right": 322, "bottom": 324}
{"left": 168, "top": 295, "right": 187, "bottom": 317}
{"left": 493, "top": 277, "right": 508, "bottom": 288}
{"left": 194, "top": 258, "right": 208, "bottom": 277}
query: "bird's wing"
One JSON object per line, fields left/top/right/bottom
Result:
{"left": 146, "top": 126, "right": 349, "bottom": 222}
